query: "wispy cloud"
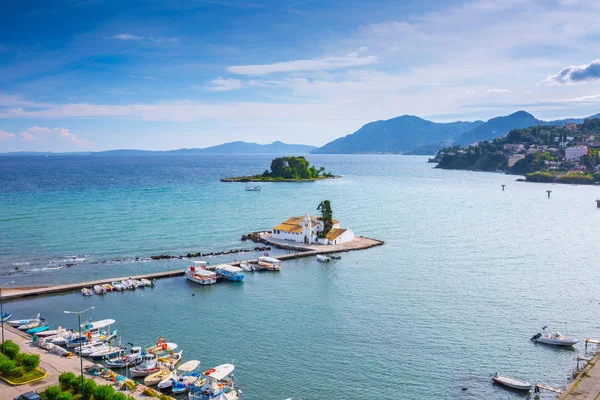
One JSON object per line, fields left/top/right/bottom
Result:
{"left": 110, "top": 33, "right": 179, "bottom": 46}
{"left": 111, "top": 33, "right": 144, "bottom": 41}
{"left": 486, "top": 88, "right": 511, "bottom": 93}
{"left": 0, "top": 130, "right": 15, "bottom": 141}
{"left": 129, "top": 75, "right": 158, "bottom": 81}
{"left": 204, "top": 77, "right": 243, "bottom": 91}
{"left": 227, "top": 54, "right": 379, "bottom": 75}
{"left": 545, "top": 59, "right": 600, "bottom": 84}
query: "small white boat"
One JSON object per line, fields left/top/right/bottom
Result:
{"left": 531, "top": 326, "right": 579, "bottom": 346}
{"left": 81, "top": 287, "right": 93, "bottom": 296}
{"left": 111, "top": 281, "right": 125, "bottom": 291}
{"left": 140, "top": 278, "right": 155, "bottom": 287}
{"left": 189, "top": 364, "right": 239, "bottom": 400}
{"left": 157, "top": 359, "right": 201, "bottom": 393}
{"left": 258, "top": 256, "right": 282, "bottom": 271}
{"left": 93, "top": 285, "right": 106, "bottom": 294}
{"left": 120, "top": 280, "right": 132, "bottom": 290}
{"left": 185, "top": 266, "right": 217, "bottom": 285}
{"left": 130, "top": 350, "right": 182, "bottom": 378}
{"left": 131, "top": 279, "right": 142, "bottom": 288}
{"left": 316, "top": 254, "right": 331, "bottom": 262}
{"left": 18, "top": 318, "right": 47, "bottom": 330}
{"left": 245, "top": 181, "right": 261, "bottom": 191}
{"left": 239, "top": 263, "right": 253, "bottom": 272}
{"left": 8, "top": 313, "right": 41, "bottom": 327}
{"left": 106, "top": 346, "right": 143, "bottom": 368}
{"left": 492, "top": 373, "right": 532, "bottom": 391}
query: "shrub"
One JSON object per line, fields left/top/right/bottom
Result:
{"left": 83, "top": 378, "right": 97, "bottom": 399}
{"left": 20, "top": 353, "right": 40, "bottom": 371}
{"left": 57, "top": 393, "right": 73, "bottom": 400}
{"left": 2, "top": 340, "right": 20, "bottom": 359}
{"left": 59, "top": 372, "right": 77, "bottom": 391}
{"left": 557, "top": 173, "right": 594, "bottom": 185}
{"left": 11, "top": 366, "right": 25, "bottom": 377}
{"left": 0, "top": 353, "right": 16, "bottom": 374}
{"left": 110, "top": 393, "right": 127, "bottom": 400}
{"left": 93, "top": 384, "right": 116, "bottom": 400}
{"left": 44, "top": 385, "right": 62, "bottom": 400}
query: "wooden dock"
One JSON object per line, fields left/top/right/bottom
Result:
{"left": 3, "top": 236, "right": 384, "bottom": 301}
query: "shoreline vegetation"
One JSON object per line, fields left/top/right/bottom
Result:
{"left": 431, "top": 118, "right": 600, "bottom": 185}
{"left": 221, "top": 156, "right": 340, "bottom": 182}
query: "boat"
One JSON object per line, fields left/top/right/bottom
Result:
{"left": 18, "top": 318, "right": 46, "bottom": 330}
{"left": 185, "top": 266, "right": 217, "bottom": 285}
{"left": 316, "top": 254, "right": 331, "bottom": 262}
{"left": 93, "top": 285, "right": 106, "bottom": 294}
{"left": 0, "top": 312, "right": 12, "bottom": 322}
{"left": 531, "top": 326, "right": 579, "bottom": 346}
{"left": 330, "top": 254, "right": 342, "bottom": 260}
{"left": 50, "top": 328, "right": 74, "bottom": 345}
{"left": 120, "top": 280, "right": 132, "bottom": 290}
{"left": 140, "top": 278, "right": 155, "bottom": 287}
{"left": 8, "top": 313, "right": 41, "bottom": 327}
{"left": 88, "top": 345, "right": 125, "bottom": 361}
{"left": 492, "top": 373, "right": 532, "bottom": 391}
{"left": 239, "top": 263, "right": 253, "bottom": 272}
{"left": 157, "top": 359, "right": 201, "bottom": 393}
{"left": 81, "top": 287, "right": 93, "bottom": 296}
{"left": 82, "top": 319, "right": 116, "bottom": 332}
{"left": 105, "top": 346, "right": 144, "bottom": 368}
{"left": 145, "top": 367, "right": 177, "bottom": 386}
{"left": 27, "top": 325, "right": 50, "bottom": 335}
{"left": 215, "top": 265, "right": 244, "bottom": 282}
{"left": 145, "top": 338, "right": 178, "bottom": 355}
{"left": 111, "top": 282, "right": 125, "bottom": 291}
{"left": 257, "top": 256, "right": 282, "bottom": 271}
{"left": 189, "top": 364, "right": 239, "bottom": 400}
{"left": 130, "top": 350, "right": 182, "bottom": 378}
{"left": 245, "top": 182, "right": 261, "bottom": 191}
{"left": 102, "top": 283, "right": 114, "bottom": 292}
{"left": 131, "top": 279, "right": 142, "bottom": 288}
{"left": 35, "top": 327, "right": 62, "bottom": 337}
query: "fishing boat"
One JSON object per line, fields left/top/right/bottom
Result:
{"left": 215, "top": 265, "right": 244, "bottom": 282}
{"left": 492, "top": 373, "right": 532, "bottom": 391}
{"left": 185, "top": 266, "right": 217, "bottom": 285}
{"left": 257, "top": 256, "right": 282, "bottom": 271}
{"left": 105, "top": 346, "right": 144, "bottom": 368}
{"left": 145, "top": 367, "right": 177, "bottom": 386}
{"left": 18, "top": 318, "right": 46, "bottom": 331}
{"left": 239, "top": 263, "right": 253, "bottom": 272}
{"left": 50, "top": 328, "right": 74, "bottom": 345}
{"left": 531, "top": 326, "right": 579, "bottom": 346}
{"left": 27, "top": 325, "right": 50, "bottom": 335}
{"left": 145, "top": 337, "right": 178, "bottom": 355}
{"left": 0, "top": 312, "right": 12, "bottom": 322}
{"left": 93, "top": 285, "right": 106, "bottom": 294}
{"left": 316, "top": 254, "right": 331, "bottom": 262}
{"left": 130, "top": 350, "right": 182, "bottom": 378}
{"left": 245, "top": 182, "right": 261, "bottom": 191}
{"left": 88, "top": 345, "right": 125, "bottom": 361}
{"left": 111, "top": 282, "right": 125, "bottom": 291}
{"left": 157, "top": 359, "right": 201, "bottom": 393}
{"left": 35, "top": 327, "right": 62, "bottom": 337}
{"left": 8, "top": 313, "right": 41, "bottom": 327}
{"left": 81, "top": 287, "right": 93, "bottom": 296}
{"left": 102, "top": 283, "right": 114, "bottom": 292}
{"left": 189, "top": 364, "right": 239, "bottom": 400}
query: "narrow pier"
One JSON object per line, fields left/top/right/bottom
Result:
{"left": 3, "top": 236, "right": 384, "bottom": 301}
{"left": 557, "top": 351, "right": 600, "bottom": 399}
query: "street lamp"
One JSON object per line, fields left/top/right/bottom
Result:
{"left": 0, "top": 281, "right": 13, "bottom": 352}
{"left": 65, "top": 306, "right": 95, "bottom": 399}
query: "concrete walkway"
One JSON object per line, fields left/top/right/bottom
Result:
{"left": 558, "top": 352, "right": 600, "bottom": 399}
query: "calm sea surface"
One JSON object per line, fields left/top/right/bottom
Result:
{"left": 1, "top": 154, "right": 600, "bottom": 399}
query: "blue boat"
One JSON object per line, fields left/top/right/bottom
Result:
{"left": 27, "top": 325, "right": 50, "bottom": 335}
{"left": 215, "top": 265, "right": 244, "bottom": 282}
{"left": 0, "top": 312, "right": 12, "bottom": 322}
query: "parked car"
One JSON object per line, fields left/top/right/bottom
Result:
{"left": 13, "top": 392, "right": 42, "bottom": 400}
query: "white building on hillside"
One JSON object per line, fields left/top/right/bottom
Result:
{"left": 566, "top": 146, "right": 588, "bottom": 161}
{"left": 272, "top": 214, "right": 354, "bottom": 245}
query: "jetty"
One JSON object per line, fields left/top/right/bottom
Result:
{"left": 3, "top": 236, "right": 383, "bottom": 301}
{"left": 557, "top": 350, "right": 600, "bottom": 399}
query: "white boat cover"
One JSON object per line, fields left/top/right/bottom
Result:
{"left": 190, "top": 269, "right": 216, "bottom": 277}
{"left": 178, "top": 360, "right": 200, "bottom": 372}
{"left": 258, "top": 256, "right": 280, "bottom": 263}
{"left": 216, "top": 265, "right": 243, "bottom": 273}
{"left": 81, "top": 319, "right": 116, "bottom": 330}
{"left": 205, "top": 364, "right": 234, "bottom": 380}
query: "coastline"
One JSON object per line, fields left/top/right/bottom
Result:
{"left": 220, "top": 175, "right": 341, "bottom": 182}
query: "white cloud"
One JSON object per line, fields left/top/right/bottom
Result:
{"left": 204, "top": 77, "right": 243, "bottom": 91}
{"left": 110, "top": 34, "right": 179, "bottom": 46}
{"left": 111, "top": 33, "right": 143, "bottom": 41}
{"left": 226, "top": 55, "right": 379, "bottom": 75}
{"left": 486, "top": 88, "right": 511, "bottom": 93}
{"left": 544, "top": 59, "right": 600, "bottom": 84}
{"left": 129, "top": 75, "right": 158, "bottom": 81}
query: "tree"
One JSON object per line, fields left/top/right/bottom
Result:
{"left": 83, "top": 378, "right": 97, "bottom": 400}
{"left": 0, "top": 353, "right": 16, "bottom": 374}
{"left": 19, "top": 353, "right": 40, "bottom": 372}
{"left": 92, "top": 385, "right": 115, "bottom": 400}
{"left": 56, "top": 393, "right": 72, "bottom": 400}
{"left": 59, "top": 372, "right": 77, "bottom": 391}
{"left": 44, "top": 386, "right": 62, "bottom": 400}
{"left": 2, "top": 340, "right": 20, "bottom": 359}
{"left": 317, "top": 200, "right": 333, "bottom": 237}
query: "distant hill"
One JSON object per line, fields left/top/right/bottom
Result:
{"left": 1, "top": 141, "right": 316, "bottom": 156}
{"left": 456, "top": 111, "right": 542, "bottom": 146}
{"left": 311, "top": 115, "right": 483, "bottom": 154}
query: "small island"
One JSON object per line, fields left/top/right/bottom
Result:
{"left": 221, "top": 156, "right": 340, "bottom": 182}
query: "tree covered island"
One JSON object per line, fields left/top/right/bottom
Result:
{"left": 432, "top": 118, "right": 600, "bottom": 184}
{"left": 221, "top": 156, "right": 339, "bottom": 182}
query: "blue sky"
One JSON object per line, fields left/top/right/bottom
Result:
{"left": 1, "top": 0, "right": 600, "bottom": 151}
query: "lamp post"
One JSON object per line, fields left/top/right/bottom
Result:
{"left": 65, "top": 306, "right": 95, "bottom": 399}
{"left": 0, "top": 282, "right": 13, "bottom": 352}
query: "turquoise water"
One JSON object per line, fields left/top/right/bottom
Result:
{"left": 2, "top": 154, "right": 600, "bottom": 399}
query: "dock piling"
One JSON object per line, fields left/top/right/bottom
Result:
{"left": 547, "top": 190, "right": 552, "bottom": 198}
{"left": 501, "top": 184, "right": 505, "bottom": 191}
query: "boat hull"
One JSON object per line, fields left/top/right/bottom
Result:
{"left": 492, "top": 375, "right": 532, "bottom": 391}
{"left": 536, "top": 337, "right": 579, "bottom": 346}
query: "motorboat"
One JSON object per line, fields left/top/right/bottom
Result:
{"left": 157, "top": 359, "right": 201, "bottom": 393}
{"left": 105, "top": 346, "right": 144, "bottom": 368}
{"left": 492, "top": 373, "right": 532, "bottom": 391}
{"left": 120, "top": 280, "right": 132, "bottom": 290}
{"left": 0, "top": 312, "right": 12, "bottom": 322}
{"left": 531, "top": 326, "right": 579, "bottom": 346}
{"left": 316, "top": 254, "right": 331, "bottom": 262}
{"left": 145, "top": 367, "right": 177, "bottom": 386}
{"left": 245, "top": 182, "right": 261, "bottom": 191}
{"left": 66, "top": 329, "right": 117, "bottom": 348}
{"left": 258, "top": 256, "right": 282, "bottom": 271}
{"left": 185, "top": 266, "right": 217, "bottom": 285}
{"left": 239, "top": 263, "right": 253, "bottom": 272}
{"left": 88, "top": 345, "right": 125, "bottom": 361}
{"left": 215, "top": 265, "right": 244, "bottom": 282}
{"left": 189, "top": 364, "right": 239, "bottom": 400}
{"left": 8, "top": 313, "right": 40, "bottom": 327}
{"left": 111, "top": 282, "right": 125, "bottom": 291}
{"left": 81, "top": 287, "right": 93, "bottom": 296}
{"left": 102, "top": 283, "right": 114, "bottom": 292}
{"left": 140, "top": 278, "right": 155, "bottom": 287}
{"left": 35, "top": 327, "right": 62, "bottom": 338}
{"left": 330, "top": 254, "right": 342, "bottom": 260}
{"left": 50, "top": 327, "right": 74, "bottom": 345}
{"left": 145, "top": 337, "right": 178, "bottom": 354}
{"left": 93, "top": 285, "right": 106, "bottom": 294}
{"left": 130, "top": 350, "right": 182, "bottom": 378}
{"left": 131, "top": 280, "right": 141, "bottom": 288}
{"left": 18, "top": 318, "right": 46, "bottom": 331}
{"left": 27, "top": 325, "right": 50, "bottom": 335}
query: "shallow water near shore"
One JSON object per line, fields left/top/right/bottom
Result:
{"left": 2, "top": 154, "right": 600, "bottom": 399}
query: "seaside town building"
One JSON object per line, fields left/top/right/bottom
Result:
{"left": 507, "top": 154, "right": 525, "bottom": 168}
{"left": 565, "top": 146, "right": 588, "bottom": 161}
{"left": 272, "top": 214, "right": 355, "bottom": 245}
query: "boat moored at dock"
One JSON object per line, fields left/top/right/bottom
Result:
{"left": 189, "top": 364, "right": 239, "bottom": 400}
{"left": 531, "top": 326, "right": 579, "bottom": 346}
{"left": 8, "top": 313, "right": 41, "bottom": 327}
{"left": 257, "top": 256, "right": 281, "bottom": 271}
{"left": 215, "top": 265, "right": 244, "bottom": 281}
{"left": 492, "top": 373, "right": 532, "bottom": 391}
{"left": 0, "top": 312, "right": 12, "bottom": 322}
{"left": 106, "top": 345, "right": 144, "bottom": 368}
{"left": 316, "top": 254, "right": 331, "bottom": 262}
{"left": 185, "top": 266, "right": 217, "bottom": 285}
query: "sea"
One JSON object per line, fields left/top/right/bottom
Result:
{"left": 1, "top": 154, "right": 600, "bottom": 399}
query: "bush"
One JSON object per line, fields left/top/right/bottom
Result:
{"left": 0, "top": 353, "right": 16, "bottom": 374}
{"left": 44, "top": 386, "right": 62, "bottom": 400}
{"left": 525, "top": 171, "right": 554, "bottom": 183}
{"left": 557, "top": 173, "right": 594, "bottom": 185}
{"left": 11, "top": 366, "right": 25, "bottom": 377}
{"left": 59, "top": 372, "right": 77, "bottom": 391}
{"left": 83, "top": 378, "right": 97, "bottom": 399}
{"left": 20, "top": 353, "right": 40, "bottom": 371}
{"left": 57, "top": 393, "right": 72, "bottom": 400}
{"left": 110, "top": 393, "right": 127, "bottom": 400}
{"left": 2, "top": 340, "right": 20, "bottom": 359}
{"left": 93, "top": 384, "right": 115, "bottom": 400}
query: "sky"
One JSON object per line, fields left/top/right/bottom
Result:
{"left": 1, "top": 0, "right": 600, "bottom": 152}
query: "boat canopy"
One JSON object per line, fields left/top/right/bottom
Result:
{"left": 258, "top": 256, "right": 281, "bottom": 263}
{"left": 178, "top": 360, "right": 201, "bottom": 372}
{"left": 192, "top": 269, "right": 216, "bottom": 277}
{"left": 216, "top": 265, "right": 243, "bottom": 273}
{"left": 192, "top": 261, "right": 208, "bottom": 265}
{"left": 81, "top": 319, "right": 116, "bottom": 330}
{"left": 205, "top": 364, "right": 234, "bottom": 380}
